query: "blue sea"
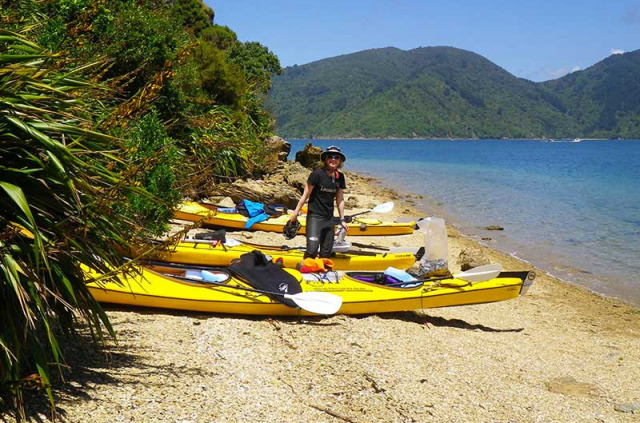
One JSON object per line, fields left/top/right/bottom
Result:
{"left": 288, "top": 139, "right": 640, "bottom": 307}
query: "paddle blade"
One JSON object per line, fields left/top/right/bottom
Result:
{"left": 371, "top": 201, "right": 394, "bottom": 214}
{"left": 285, "top": 291, "right": 343, "bottom": 315}
{"left": 453, "top": 263, "right": 502, "bottom": 283}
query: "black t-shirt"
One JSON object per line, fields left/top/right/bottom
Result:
{"left": 307, "top": 168, "right": 346, "bottom": 218}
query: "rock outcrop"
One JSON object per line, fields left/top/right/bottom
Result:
{"left": 294, "top": 142, "right": 322, "bottom": 168}
{"left": 202, "top": 162, "right": 310, "bottom": 208}
{"left": 262, "top": 136, "right": 291, "bottom": 173}
{"left": 457, "top": 247, "right": 490, "bottom": 271}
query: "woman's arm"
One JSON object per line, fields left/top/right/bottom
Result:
{"left": 290, "top": 183, "right": 313, "bottom": 222}
{"left": 336, "top": 188, "right": 347, "bottom": 229}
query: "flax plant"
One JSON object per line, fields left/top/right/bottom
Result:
{"left": 186, "top": 104, "right": 262, "bottom": 184}
{"left": 0, "top": 31, "right": 146, "bottom": 418}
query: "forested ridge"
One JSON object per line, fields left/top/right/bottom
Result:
{"left": 267, "top": 46, "right": 640, "bottom": 139}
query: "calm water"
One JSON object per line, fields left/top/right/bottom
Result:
{"left": 289, "top": 139, "right": 640, "bottom": 307}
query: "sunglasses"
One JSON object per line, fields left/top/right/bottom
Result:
{"left": 327, "top": 153, "right": 342, "bottom": 160}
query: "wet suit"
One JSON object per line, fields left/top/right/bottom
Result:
{"left": 305, "top": 168, "right": 346, "bottom": 258}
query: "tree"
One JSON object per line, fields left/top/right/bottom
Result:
{"left": 229, "top": 41, "right": 282, "bottom": 92}
{"left": 199, "top": 24, "right": 238, "bottom": 51}
{"left": 172, "top": 0, "right": 214, "bottom": 36}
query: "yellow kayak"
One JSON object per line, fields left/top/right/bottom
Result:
{"left": 147, "top": 238, "right": 419, "bottom": 271}
{"left": 174, "top": 201, "right": 415, "bottom": 236}
{"left": 87, "top": 263, "right": 534, "bottom": 316}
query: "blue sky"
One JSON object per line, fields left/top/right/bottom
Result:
{"left": 207, "top": 0, "right": 640, "bottom": 82}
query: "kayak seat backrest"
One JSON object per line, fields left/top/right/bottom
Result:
{"left": 264, "top": 204, "right": 286, "bottom": 217}
{"left": 229, "top": 251, "right": 302, "bottom": 307}
{"left": 194, "top": 229, "right": 227, "bottom": 242}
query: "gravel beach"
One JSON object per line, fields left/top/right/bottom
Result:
{"left": 9, "top": 171, "right": 640, "bottom": 423}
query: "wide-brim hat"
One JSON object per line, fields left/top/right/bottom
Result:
{"left": 320, "top": 145, "right": 346, "bottom": 162}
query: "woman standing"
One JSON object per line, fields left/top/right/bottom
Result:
{"left": 289, "top": 146, "right": 348, "bottom": 258}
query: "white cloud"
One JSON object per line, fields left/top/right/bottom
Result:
{"left": 611, "top": 48, "right": 625, "bottom": 55}
{"left": 571, "top": 65, "right": 582, "bottom": 73}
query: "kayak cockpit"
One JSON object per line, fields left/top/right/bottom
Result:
{"left": 347, "top": 272, "right": 423, "bottom": 288}
{"left": 145, "top": 264, "right": 233, "bottom": 285}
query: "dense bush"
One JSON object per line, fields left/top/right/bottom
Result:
{"left": 0, "top": 31, "right": 150, "bottom": 418}
{"left": 0, "top": 0, "right": 282, "bottom": 417}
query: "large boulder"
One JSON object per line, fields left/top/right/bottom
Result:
{"left": 203, "top": 162, "right": 311, "bottom": 208}
{"left": 269, "top": 135, "right": 292, "bottom": 161}
{"left": 260, "top": 136, "right": 291, "bottom": 174}
{"left": 295, "top": 142, "right": 322, "bottom": 168}
{"left": 271, "top": 161, "right": 310, "bottom": 192}
{"left": 206, "top": 178, "right": 300, "bottom": 208}
{"left": 457, "top": 248, "right": 490, "bottom": 271}
{"left": 194, "top": 140, "right": 317, "bottom": 208}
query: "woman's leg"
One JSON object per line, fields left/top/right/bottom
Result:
{"left": 318, "top": 219, "right": 336, "bottom": 258}
{"left": 304, "top": 215, "right": 322, "bottom": 258}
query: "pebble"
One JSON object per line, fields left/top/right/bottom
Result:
{"left": 614, "top": 402, "right": 640, "bottom": 413}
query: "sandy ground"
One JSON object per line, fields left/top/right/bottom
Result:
{"left": 8, "top": 171, "right": 640, "bottom": 423}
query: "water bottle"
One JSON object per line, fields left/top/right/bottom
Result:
{"left": 335, "top": 225, "right": 347, "bottom": 245}
{"left": 332, "top": 224, "right": 351, "bottom": 253}
{"left": 417, "top": 217, "right": 449, "bottom": 277}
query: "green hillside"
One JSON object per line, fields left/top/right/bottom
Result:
{"left": 267, "top": 46, "right": 640, "bottom": 139}
{"left": 542, "top": 50, "right": 640, "bottom": 139}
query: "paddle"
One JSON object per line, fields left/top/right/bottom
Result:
{"left": 384, "top": 263, "right": 503, "bottom": 287}
{"left": 346, "top": 201, "right": 394, "bottom": 221}
{"left": 434, "top": 263, "right": 503, "bottom": 283}
{"left": 198, "top": 270, "right": 343, "bottom": 314}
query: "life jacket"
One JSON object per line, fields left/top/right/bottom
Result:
{"left": 298, "top": 257, "right": 335, "bottom": 273}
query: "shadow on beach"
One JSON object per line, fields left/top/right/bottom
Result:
{"left": 97, "top": 304, "right": 526, "bottom": 332}
{"left": 0, "top": 314, "right": 216, "bottom": 423}
{"left": 377, "top": 311, "right": 525, "bottom": 333}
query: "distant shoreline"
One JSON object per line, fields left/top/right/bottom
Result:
{"left": 284, "top": 137, "right": 629, "bottom": 141}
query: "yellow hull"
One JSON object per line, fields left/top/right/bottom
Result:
{"left": 150, "top": 240, "right": 417, "bottom": 271}
{"left": 175, "top": 202, "right": 415, "bottom": 236}
{"left": 87, "top": 265, "right": 533, "bottom": 316}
